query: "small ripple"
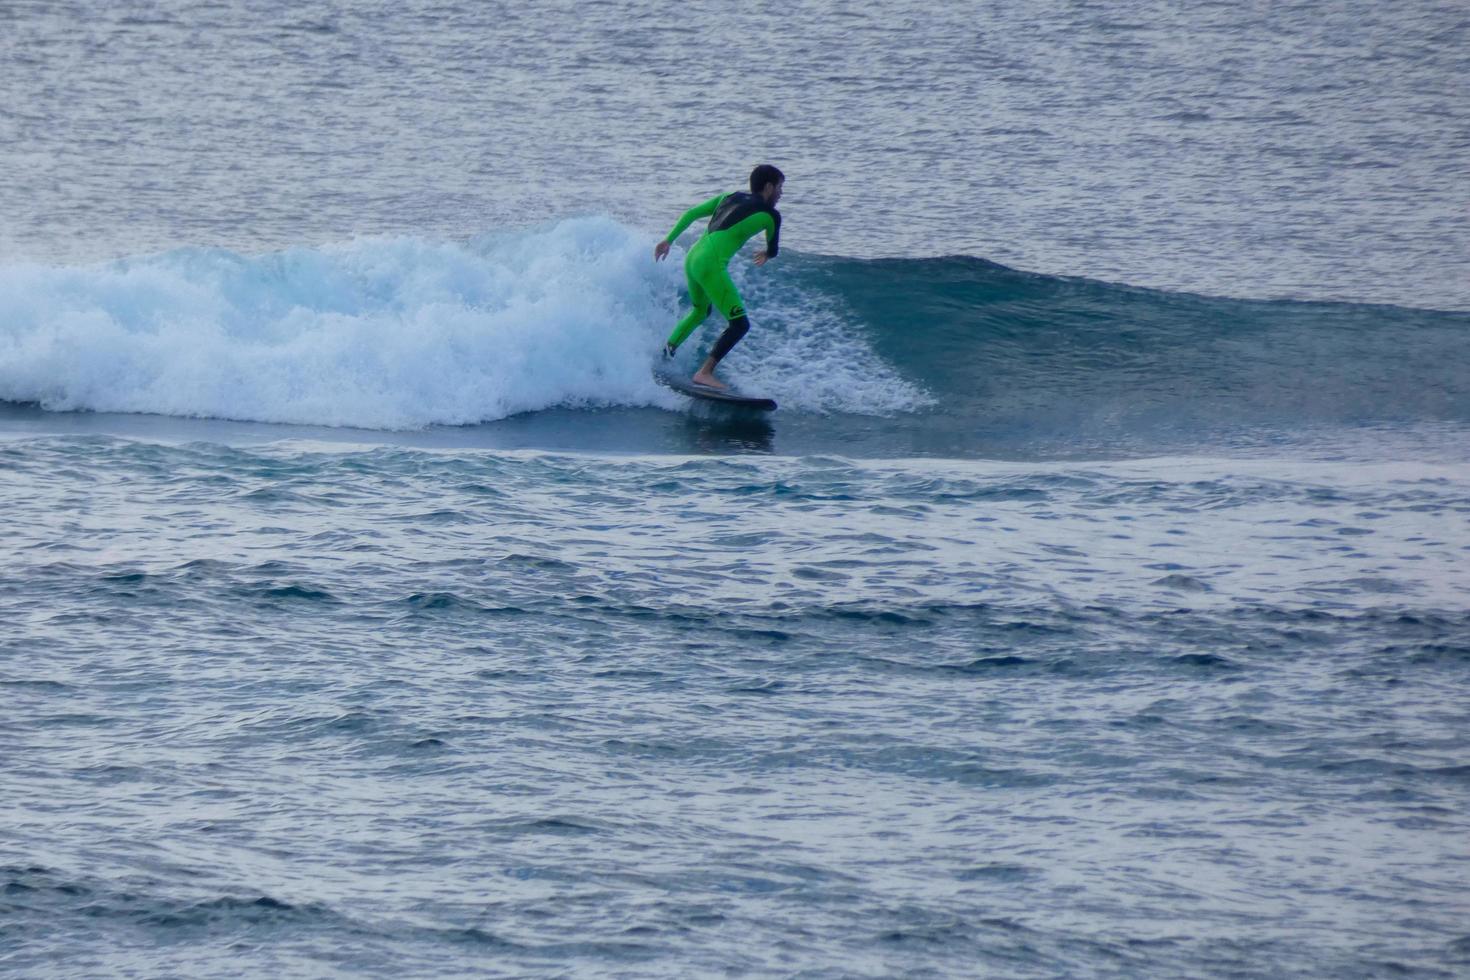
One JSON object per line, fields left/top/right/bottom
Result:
{"left": 401, "top": 592, "right": 525, "bottom": 615}
{"left": 498, "top": 553, "right": 578, "bottom": 572}
{"left": 955, "top": 864, "right": 1041, "bottom": 883}
{"left": 135, "top": 894, "right": 337, "bottom": 930}
{"left": 0, "top": 679, "right": 70, "bottom": 692}
{"left": 234, "top": 583, "right": 341, "bottom": 604}
{"left": 481, "top": 816, "right": 607, "bottom": 837}
{"left": 397, "top": 508, "right": 478, "bottom": 525}
{"left": 938, "top": 655, "right": 1035, "bottom": 673}
{"left": 1152, "top": 573, "right": 1212, "bottom": 592}
{"left": 1169, "top": 652, "right": 1240, "bottom": 670}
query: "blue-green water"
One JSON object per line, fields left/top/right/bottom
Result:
{"left": 3, "top": 2, "right": 1469, "bottom": 978}
{"left": 5, "top": 440, "right": 1468, "bottom": 977}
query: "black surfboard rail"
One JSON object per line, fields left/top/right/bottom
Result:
{"left": 653, "top": 369, "right": 777, "bottom": 411}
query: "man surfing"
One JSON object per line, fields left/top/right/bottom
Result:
{"left": 653, "top": 164, "right": 783, "bottom": 390}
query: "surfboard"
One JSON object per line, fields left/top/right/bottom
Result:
{"left": 653, "top": 369, "right": 777, "bottom": 411}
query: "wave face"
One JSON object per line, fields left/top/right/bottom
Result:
{"left": 0, "top": 219, "right": 675, "bottom": 429}
{"left": 3, "top": 219, "right": 1467, "bottom": 449}
{"left": 814, "top": 254, "right": 1470, "bottom": 441}
{"left": 0, "top": 218, "right": 924, "bottom": 430}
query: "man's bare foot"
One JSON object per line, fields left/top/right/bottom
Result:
{"left": 690, "top": 370, "right": 727, "bottom": 389}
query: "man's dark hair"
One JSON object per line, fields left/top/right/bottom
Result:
{"left": 749, "top": 164, "right": 784, "bottom": 194}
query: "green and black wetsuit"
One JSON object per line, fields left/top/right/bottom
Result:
{"left": 663, "top": 191, "right": 781, "bottom": 361}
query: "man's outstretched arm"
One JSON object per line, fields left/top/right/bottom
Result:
{"left": 653, "top": 193, "right": 724, "bottom": 260}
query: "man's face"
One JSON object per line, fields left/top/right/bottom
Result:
{"left": 765, "top": 180, "right": 784, "bottom": 205}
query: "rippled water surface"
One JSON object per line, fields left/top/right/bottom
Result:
{"left": 4, "top": 438, "right": 1469, "bottom": 977}
{"left": 2, "top": 0, "right": 1466, "bottom": 309}
{"left": 3, "top": 0, "right": 1469, "bottom": 976}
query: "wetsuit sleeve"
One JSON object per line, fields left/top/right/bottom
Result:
{"left": 766, "top": 210, "right": 781, "bottom": 258}
{"left": 664, "top": 194, "right": 725, "bottom": 243}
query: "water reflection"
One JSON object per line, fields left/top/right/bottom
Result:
{"left": 677, "top": 404, "right": 775, "bottom": 454}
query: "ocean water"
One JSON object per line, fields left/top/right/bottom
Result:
{"left": 3, "top": 2, "right": 1469, "bottom": 978}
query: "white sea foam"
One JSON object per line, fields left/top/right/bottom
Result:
{"left": 0, "top": 218, "right": 928, "bottom": 429}
{"left": 710, "top": 262, "right": 936, "bottom": 417}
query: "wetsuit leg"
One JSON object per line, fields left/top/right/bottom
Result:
{"left": 687, "top": 250, "right": 751, "bottom": 364}
{"left": 666, "top": 269, "right": 712, "bottom": 350}
{"left": 710, "top": 313, "right": 749, "bottom": 362}
{"left": 696, "top": 259, "right": 745, "bottom": 322}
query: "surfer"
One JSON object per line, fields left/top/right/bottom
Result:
{"left": 653, "top": 164, "right": 783, "bottom": 389}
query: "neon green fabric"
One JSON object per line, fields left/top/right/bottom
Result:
{"left": 662, "top": 194, "right": 724, "bottom": 245}
{"left": 663, "top": 192, "right": 778, "bottom": 349}
{"left": 667, "top": 243, "right": 746, "bottom": 348}
{"left": 693, "top": 209, "right": 778, "bottom": 268}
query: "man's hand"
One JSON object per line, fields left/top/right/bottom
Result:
{"left": 753, "top": 250, "right": 769, "bottom": 267}
{"left": 653, "top": 241, "right": 670, "bottom": 261}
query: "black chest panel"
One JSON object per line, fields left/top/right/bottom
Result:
{"left": 708, "top": 192, "right": 778, "bottom": 233}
